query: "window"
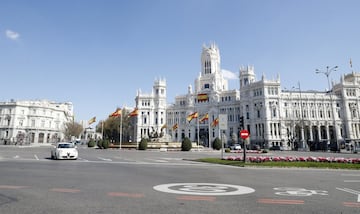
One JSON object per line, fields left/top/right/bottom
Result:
{"left": 204, "top": 84, "right": 210, "bottom": 89}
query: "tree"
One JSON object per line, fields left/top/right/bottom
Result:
{"left": 64, "top": 122, "right": 83, "bottom": 141}
{"left": 97, "top": 109, "right": 135, "bottom": 144}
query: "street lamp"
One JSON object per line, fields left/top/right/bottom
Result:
{"left": 292, "top": 82, "right": 306, "bottom": 150}
{"left": 315, "top": 66, "right": 339, "bottom": 152}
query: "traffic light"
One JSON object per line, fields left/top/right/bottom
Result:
{"left": 239, "top": 116, "right": 244, "bottom": 128}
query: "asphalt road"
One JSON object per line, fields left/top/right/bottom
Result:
{"left": 0, "top": 146, "right": 359, "bottom": 214}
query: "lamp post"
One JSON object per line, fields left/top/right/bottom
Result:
{"left": 292, "top": 82, "right": 306, "bottom": 150}
{"left": 315, "top": 66, "right": 339, "bottom": 152}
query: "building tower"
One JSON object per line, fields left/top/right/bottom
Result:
{"left": 195, "top": 43, "right": 228, "bottom": 93}
{"left": 153, "top": 78, "right": 167, "bottom": 132}
{"left": 239, "top": 65, "right": 256, "bottom": 89}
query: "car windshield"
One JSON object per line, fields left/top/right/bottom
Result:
{"left": 58, "top": 143, "right": 75, "bottom": 148}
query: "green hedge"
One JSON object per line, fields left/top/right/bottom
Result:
{"left": 139, "top": 138, "right": 148, "bottom": 150}
{"left": 88, "top": 139, "right": 96, "bottom": 147}
{"left": 181, "top": 137, "right": 192, "bottom": 151}
{"left": 212, "top": 137, "right": 222, "bottom": 150}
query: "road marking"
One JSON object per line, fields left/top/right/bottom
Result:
{"left": 161, "top": 158, "right": 181, "bottom": 160}
{"left": 97, "top": 157, "right": 112, "bottom": 161}
{"left": 34, "top": 155, "right": 39, "bottom": 160}
{"left": 50, "top": 188, "right": 81, "bottom": 193}
{"left": 337, "top": 188, "right": 360, "bottom": 202}
{"left": 344, "top": 180, "right": 360, "bottom": 183}
{"left": 153, "top": 183, "right": 255, "bottom": 196}
{"left": 341, "top": 174, "right": 360, "bottom": 177}
{"left": 145, "top": 158, "right": 168, "bottom": 163}
{"left": 107, "top": 192, "right": 144, "bottom": 198}
{"left": 274, "top": 187, "right": 328, "bottom": 197}
{"left": 0, "top": 185, "right": 28, "bottom": 189}
{"left": 343, "top": 202, "right": 360, "bottom": 208}
{"left": 258, "top": 198, "right": 304, "bottom": 205}
{"left": 177, "top": 195, "right": 216, "bottom": 201}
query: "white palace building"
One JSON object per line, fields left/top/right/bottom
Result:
{"left": 134, "top": 43, "right": 360, "bottom": 151}
{"left": 0, "top": 100, "right": 73, "bottom": 145}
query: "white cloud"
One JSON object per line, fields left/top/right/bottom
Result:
{"left": 222, "top": 69, "right": 238, "bottom": 80}
{"left": 5, "top": 30, "right": 20, "bottom": 40}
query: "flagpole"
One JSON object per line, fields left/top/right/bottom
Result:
{"left": 208, "top": 117, "right": 210, "bottom": 148}
{"left": 135, "top": 116, "right": 138, "bottom": 150}
{"left": 219, "top": 121, "right": 222, "bottom": 159}
{"left": 197, "top": 115, "right": 199, "bottom": 151}
{"left": 119, "top": 112, "right": 122, "bottom": 149}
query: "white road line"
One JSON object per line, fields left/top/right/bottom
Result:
{"left": 162, "top": 158, "right": 182, "bottom": 161}
{"left": 341, "top": 174, "right": 360, "bottom": 177}
{"left": 145, "top": 158, "right": 168, "bottom": 163}
{"left": 344, "top": 180, "right": 360, "bottom": 183}
{"left": 336, "top": 187, "right": 360, "bottom": 202}
{"left": 97, "top": 157, "right": 112, "bottom": 161}
{"left": 34, "top": 155, "right": 39, "bottom": 160}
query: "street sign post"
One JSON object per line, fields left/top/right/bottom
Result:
{"left": 240, "top": 130, "right": 250, "bottom": 163}
{"left": 240, "top": 130, "right": 249, "bottom": 140}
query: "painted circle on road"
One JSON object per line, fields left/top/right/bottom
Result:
{"left": 153, "top": 183, "right": 255, "bottom": 196}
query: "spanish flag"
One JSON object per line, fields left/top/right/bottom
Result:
{"left": 186, "top": 112, "right": 198, "bottom": 122}
{"left": 88, "top": 116, "right": 96, "bottom": 125}
{"left": 128, "top": 108, "right": 138, "bottom": 117}
{"left": 211, "top": 117, "right": 219, "bottom": 127}
{"left": 109, "top": 108, "right": 122, "bottom": 117}
{"left": 172, "top": 123, "right": 178, "bottom": 130}
{"left": 199, "top": 113, "right": 209, "bottom": 123}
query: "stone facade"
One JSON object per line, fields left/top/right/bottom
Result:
{"left": 0, "top": 100, "right": 73, "bottom": 145}
{"left": 133, "top": 43, "right": 360, "bottom": 151}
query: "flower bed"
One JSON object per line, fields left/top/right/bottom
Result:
{"left": 230, "top": 150, "right": 262, "bottom": 154}
{"left": 224, "top": 156, "right": 360, "bottom": 164}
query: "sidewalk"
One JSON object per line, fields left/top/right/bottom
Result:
{"left": 0, "top": 143, "right": 54, "bottom": 148}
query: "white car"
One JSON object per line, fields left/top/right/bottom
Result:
{"left": 230, "top": 144, "right": 242, "bottom": 150}
{"left": 51, "top": 142, "right": 78, "bottom": 160}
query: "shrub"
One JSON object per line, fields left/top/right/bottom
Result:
{"left": 102, "top": 139, "right": 110, "bottom": 149}
{"left": 97, "top": 140, "right": 103, "bottom": 149}
{"left": 181, "top": 137, "right": 192, "bottom": 151}
{"left": 225, "top": 148, "right": 231, "bottom": 153}
{"left": 212, "top": 137, "right": 222, "bottom": 150}
{"left": 139, "top": 138, "right": 148, "bottom": 150}
{"left": 88, "top": 139, "right": 96, "bottom": 147}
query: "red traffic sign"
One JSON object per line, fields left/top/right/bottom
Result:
{"left": 240, "top": 130, "right": 250, "bottom": 139}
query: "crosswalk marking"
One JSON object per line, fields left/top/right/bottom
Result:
{"left": 337, "top": 187, "right": 360, "bottom": 202}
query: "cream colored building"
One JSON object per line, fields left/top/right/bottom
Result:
{"left": 0, "top": 100, "right": 73, "bottom": 145}
{"left": 133, "top": 43, "right": 359, "bottom": 151}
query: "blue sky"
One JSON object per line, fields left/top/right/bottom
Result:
{"left": 1, "top": 0, "right": 359, "bottom": 123}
